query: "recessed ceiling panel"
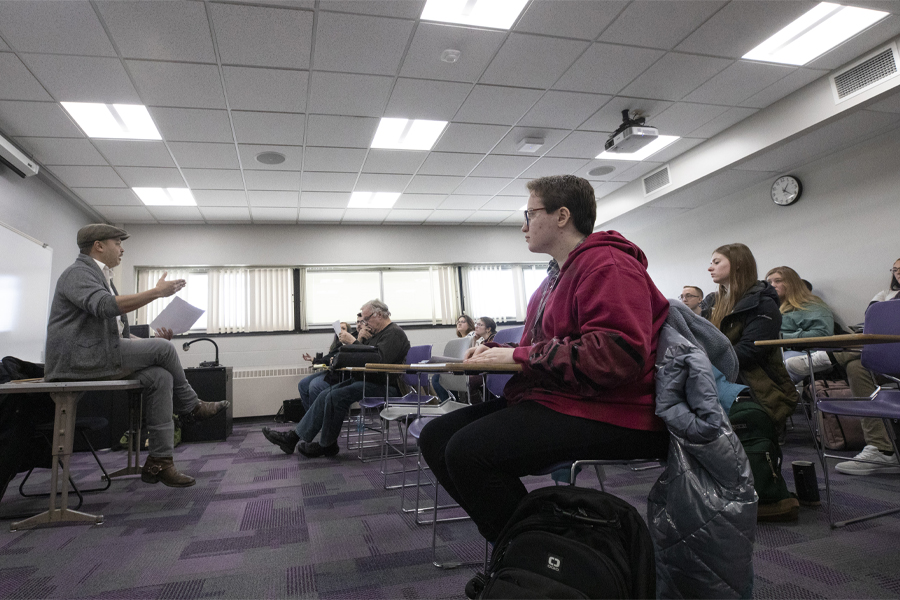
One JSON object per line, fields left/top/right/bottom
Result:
{"left": 319, "top": 0, "right": 425, "bottom": 19}
{"left": 400, "top": 22, "right": 506, "bottom": 83}
{"left": 128, "top": 61, "right": 226, "bottom": 109}
{"left": 247, "top": 190, "right": 299, "bottom": 207}
{"left": 72, "top": 187, "right": 143, "bottom": 206}
{"left": 385, "top": 78, "right": 472, "bottom": 121}
{"left": 405, "top": 175, "right": 463, "bottom": 194}
{"left": 469, "top": 154, "right": 537, "bottom": 178}
{"left": 454, "top": 85, "right": 543, "bottom": 125}
{"left": 649, "top": 103, "right": 730, "bottom": 137}
{"left": 149, "top": 108, "right": 234, "bottom": 143}
{"left": 453, "top": 176, "right": 509, "bottom": 195}
{"left": 425, "top": 209, "right": 473, "bottom": 224}
{"left": 169, "top": 142, "right": 240, "bottom": 170}
{"left": 417, "top": 152, "right": 482, "bottom": 176}
{"left": 299, "top": 191, "right": 351, "bottom": 208}
{"left": 222, "top": 66, "right": 308, "bottom": 113}
{"left": 520, "top": 157, "right": 590, "bottom": 179}
{"left": 580, "top": 97, "right": 673, "bottom": 132}
{"left": 0, "top": 101, "right": 84, "bottom": 137}
{"left": 182, "top": 169, "right": 245, "bottom": 191}
{"left": 22, "top": 54, "right": 140, "bottom": 104}
{"left": 546, "top": 131, "right": 605, "bottom": 159}
{"left": 314, "top": 11, "right": 414, "bottom": 76}
{"left": 200, "top": 207, "right": 252, "bottom": 221}
{"left": 383, "top": 209, "right": 432, "bottom": 223}
{"left": 0, "top": 54, "right": 52, "bottom": 101}
{"left": 94, "top": 206, "right": 156, "bottom": 223}
{"left": 0, "top": 1, "right": 115, "bottom": 55}
{"left": 238, "top": 144, "right": 302, "bottom": 171}
{"left": 432, "top": 123, "right": 509, "bottom": 153}
{"left": 244, "top": 170, "right": 301, "bottom": 191}
{"left": 519, "top": 91, "right": 610, "bottom": 130}
{"left": 49, "top": 165, "right": 126, "bottom": 188}
{"left": 116, "top": 166, "right": 186, "bottom": 188}
{"left": 689, "top": 106, "right": 759, "bottom": 138}
{"left": 394, "top": 193, "right": 447, "bottom": 209}
{"left": 298, "top": 207, "right": 345, "bottom": 222}
{"left": 191, "top": 190, "right": 249, "bottom": 207}
{"left": 739, "top": 67, "right": 825, "bottom": 109}
{"left": 307, "top": 72, "right": 394, "bottom": 117}
{"left": 481, "top": 34, "right": 589, "bottom": 89}
{"left": 210, "top": 3, "right": 312, "bottom": 69}
{"left": 600, "top": 1, "right": 727, "bottom": 50}
{"left": 515, "top": 0, "right": 627, "bottom": 40}
{"left": 362, "top": 150, "right": 428, "bottom": 175}
{"left": 620, "top": 53, "right": 732, "bottom": 102}
{"left": 354, "top": 173, "right": 412, "bottom": 192}
{"left": 231, "top": 111, "right": 305, "bottom": 146}
{"left": 438, "top": 195, "right": 491, "bottom": 210}
{"left": 16, "top": 137, "right": 106, "bottom": 166}
{"left": 305, "top": 115, "right": 379, "bottom": 148}
{"left": 147, "top": 206, "right": 204, "bottom": 221}
{"left": 92, "top": 140, "right": 175, "bottom": 168}
{"left": 251, "top": 207, "right": 298, "bottom": 222}
{"left": 304, "top": 147, "right": 367, "bottom": 172}
{"left": 555, "top": 43, "right": 665, "bottom": 95}
{"left": 685, "top": 61, "right": 794, "bottom": 106}
{"left": 301, "top": 171, "right": 358, "bottom": 192}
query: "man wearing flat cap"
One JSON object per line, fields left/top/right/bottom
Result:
{"left": 44, "top": 224, "right": 228, "bottom": 487}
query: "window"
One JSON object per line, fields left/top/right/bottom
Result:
{"left": 462, "top": 264, "right": 546, "bottom": 322}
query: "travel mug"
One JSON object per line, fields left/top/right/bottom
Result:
{"left": 792, "top": 460, "right": 821, "bottom": 506}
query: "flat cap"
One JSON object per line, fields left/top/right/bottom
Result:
{"left": 77, "top": 224, "right": 129, "bottom": 248}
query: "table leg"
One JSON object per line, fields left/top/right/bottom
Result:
{"left": 107, "top": 389, "right": 143, "bottom": 479}
{"left": 11, "top": 391, "right": 103, "bottom": 531}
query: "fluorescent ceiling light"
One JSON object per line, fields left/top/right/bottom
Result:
{"left": 742, "top": 2, "right": 888, "bottom": 66}
{"left": 348, "top": 191, "right": 400, "bottom": 209}
{"left": 595, "top": 136, "right": 680, "bottom": 161}
{"left": 371, "top": 118, "right": 447, "bottom": 150}
{"left": 61, "top": 102, "right": 161, "bottom": 140}
{"left": 133, "top": 188, "right": 196, "bottom": 206}
{"left": 421, "top": 0, "right": 529, "bottom": 29}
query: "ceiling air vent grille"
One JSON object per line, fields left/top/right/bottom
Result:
{"left": 643, "top": 166, "right": 670, "bottom": 195}
{"left": 831, "top": 44, "right": 899, "bottom": 103}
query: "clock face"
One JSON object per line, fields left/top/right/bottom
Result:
{"left": 771, "top": 176, "right": 802, "bottom": 206}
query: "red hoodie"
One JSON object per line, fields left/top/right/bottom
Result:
{"left": 502, "top": 231, "right": 669, "bottom": 431}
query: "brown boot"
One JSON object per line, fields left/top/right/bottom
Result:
{"left": 141, "top": 456, "right": 196, "bottom": 487}
{"left": 186, "top": 400, "right": 230, "bottom": 422}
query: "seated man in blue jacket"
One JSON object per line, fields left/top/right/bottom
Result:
{"left": 45, "top": 224, "right": 229, "bottom": 488}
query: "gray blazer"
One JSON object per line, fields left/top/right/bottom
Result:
{"left": 45, "top": 254, "right": 129, "bottom": 381}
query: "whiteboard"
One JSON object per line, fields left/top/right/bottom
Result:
{"left": 0, "top": 223, "right": 53, "bottom": 363}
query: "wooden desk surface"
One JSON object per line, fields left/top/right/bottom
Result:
{"left": 0, "top": 379, "right": 142, "bottom": 394}
{"left": 364, "top": 362, "right": 522, "bottom": 374}
{"left": 755, "top": 334, "right": 900, "bottom": 349}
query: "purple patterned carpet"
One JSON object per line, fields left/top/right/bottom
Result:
{"left": 1, "top": 417, "right": 899, "bottom": 599}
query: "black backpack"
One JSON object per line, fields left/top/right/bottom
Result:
{"left": 475, "top": 486, "right": 655, "bottom": 599}
{"left": 728, "top": 397, "right": 792, "bottom": 504}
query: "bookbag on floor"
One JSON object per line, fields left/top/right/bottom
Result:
{"left": 805, "top": 379, "right": 866, "bottom": 451}
{"left": 729, "top": 397, "right": 792, "bottom": 505}
{"left": 475, "top": 486, "right": 655, "bottom": 599}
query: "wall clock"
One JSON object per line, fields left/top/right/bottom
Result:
{"left": 771, "top": 175, "right": 802, "bottom": 206}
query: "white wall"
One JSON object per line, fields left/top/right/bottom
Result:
{"left": 606, "top": 127, "right": 900, "bottom": 326}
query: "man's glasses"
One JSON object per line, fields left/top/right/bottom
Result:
{"left": 678, "top": 294, "right": 700, "bottom": 300}
{"left": 523, "top": 207, "right": 547, "bottom": 226}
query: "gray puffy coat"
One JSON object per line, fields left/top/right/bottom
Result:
{"left": 648, "top": 317, "right": 757, "bottom": 599}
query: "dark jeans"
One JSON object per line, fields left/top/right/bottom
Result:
{"left": 294, "top": 379, "right": 398, "bottom": 447}
{"left": 419, "top": 398, "right": 669, "bottom": 542}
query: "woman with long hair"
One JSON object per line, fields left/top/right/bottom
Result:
{"left": 455, "top": 315, "right": 476, "bottom": 338}
{"left": 473, "top": 316, "right": 497, "bottom": 345}
{"left": 871, "top": 257, "right": 900, "bottom": 305}
{"left": 765, "top": 266, "right": 834, "bottom": 339}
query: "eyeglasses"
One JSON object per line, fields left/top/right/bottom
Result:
{"left": 523, "top": 207, "right": 547, "bottom": 226}
{"left": 678, "top": 294, "right": 700, "bottom": 300}
{"left": 891, "top": 268, "right": 900, "bottom": 274}
{"left": 360, "top": 313, "right": 373, "bottom": 323}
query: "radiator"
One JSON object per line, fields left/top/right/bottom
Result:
{"left": 232, "top": 366, "right": 313, "bottom": 418}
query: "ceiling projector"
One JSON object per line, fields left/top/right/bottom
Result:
{"left": 604, "top": 110, "right": 658, "bottom": 153}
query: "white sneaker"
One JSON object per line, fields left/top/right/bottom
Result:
{"left": 835, "top": 445, "right": 900, "bottom": 475}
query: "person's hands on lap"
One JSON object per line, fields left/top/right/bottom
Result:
{"left": 155, "top": 271, "right": 186, "bottom": 298}
{"left": 155, "top": 327, "right": 174, "bottom": 340}
{"left": 464, "top": 346, "right": 516, "bottom": 364}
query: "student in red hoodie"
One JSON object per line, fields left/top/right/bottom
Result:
{"left": 419, "top": 174, "right": 670, "bottom": 543}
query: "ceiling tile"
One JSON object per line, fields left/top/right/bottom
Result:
{"left": 200, "top": 206, "right": 252, "bottom": 221}
{"left": 97, "top": 0, "right": 216, "bottom": 63}
{"left": 417, "top": 152, "right": 482, "bottom": 176}
{"left": 150, "top": 108, "right": 234, "bottom": 143}
{"left": 147, "top": 206, "right": 204, "bottom": 221}
{"left": 675, "top": 1, "right": 815, "bottom": 58}
{"left": 600, "top": 1, "right": 727, "bottom": 50}
{"left": 244, "top": 170, "right": 301, "bottom": 191}
{"left": 72, "top": 187, "right": 142, "bottom": 206}
{"left": 465, "top": 211, "right": 512, "bottom": 224}
{"left": 546, "top": 131, "right": 606, "bottom": 159}
{"left": 620, "top": 53, "right": 732, "bottom": 102}
{"left": 251, "top": 207, "right": 298, "bottom": 222}
{"left": 49, "top": 165, "right": 126, "bottom": 188}
{"left": 301, "top": 171, "right": 357, "bottom": 192}
{"left": 192, "top": 190, "right": 249, "bottom": 207}
{"left": 502, "top": 212, "right": 527, "bottom": 225}
{"left": 354, "top": 173, "right": 411, "bottom": 192}
{"left": 305, "top": 115, "right": 379, "bottom": 148}
{"left": 314, "top": 11, "right": 414, "bottom": 76}
{"left": 128, "top": 60, "right": 226, "bottom": 109}
{"left": 238, "top": 144, "right": 303, "bottom": 171}
{"left": 299, "top": 191, "right": 351, "bottom": 208}
{"left": 182, "top": 169, "right": 245, "bottom": 190}
{"left": 222, "top": 66, "right": 308, "bottom": 113}
{"left": 453, "top": 177, "right": 509, "bottom": 195}
{"left": 481, "top": 34, "right": 589, "bottom": 89}
{"left": 405, "top": 175, "right": 463, "bottom": 194}
{"left": 480, "top": 196, "right": 528, "bottom": 210}
{"left": 210, "top": 3, "right": 313, "bottom": 69}
{"left": 806, "top": 16, "right": 900, "bottom": 71}
{"left": 649, "top": 103, "right": 730, "bottom": 137}
{"left": 91, "top": 140, "right": 174, "bottom": 168}
{"left": 298, "top": 207, "right": 345, "bottom": 222}
{"left": 319, "top": 0, "right": 425, "bottom": 18}
{"left": 689, "top": 106, "right": 758, "bottom": 138}
{"left": 247, "top": 190, "right": 299, "bottom": 207}
{"left": 496, "top": 177, "right": 531, "bottom": 196}
{"left": 0, "top": 38, "right": 8, "bottom": 51}
{"left": 116, "top": 166, "right": 186, "bottom": 188}
{"left": 21, "top": 54, "right": 140, "bottom": 103}
{"left": 0, "top": 54, "right": 52, "bottom": 101}
{"left": 555, "top": 43, "right": 665, "bottom": 95}
{"left": 231, "top": 111, "right": 305, "bottom": 145}
{"left": 573, "top": 160, "right": 628, "bottom": 182}
{"left": 0, "top": 1, "right": 115, "bottom": 55}
{"left": 394, "top": 194, "right": 447, "bottom": 209}
{"left": 169, "top": 142, "right": 240, "bottom": 169}
{"left": 400, "top": 23, "right": 506, "bottom": 83}
{"left": 516, "top": 0, "right": 627, "bottom": 40}
{"left": 342, "top": 208, "right": 391, "bottom": 223}
{"left": 15, "top": 137, "right": 106, "bottom": 166}
{"left": 303, "top": 147, "right": 367, "bottom": 172}
{"left": 426, "top": 210, "right": 472, "bottom": 224}
{"left": 739, "top": 68, "right": 825, "bottom": 109}
{"left": 520, "top": 157, "right": 590, "bottom": 179}
{"left": 0, "top": 101, "right": 85, "bottom": 137}
{"left": 432, "top": 123, "right": 509, "bottom": 153}
{"left": 493, "top": 127, "right": 568, "bottom": 155}
{"left": 362, "top": 150, "right": 427, "bottom": 174}
{"left": 580, "top": 97, "right": 673, "bottom": 132}
{"left": 469, "top": 154, "right": 537, "bottom": 178}
{"left": 684, "top": 61, "right": 794, "bottom": 106}
{"left": 454, "top": 85, "right": 543, "bottom": 125}
{"left": 307, "top": 72, "right": 394, "bottom": 117}
{"left": 519, "top": 91, "right": 610, "bottom": 130}
{"left": 383, "top": 209, "right": 432, "bottom": 223}
{"left": 94, "top": 206, "right": 156, "bottom": 223}
{"left": 385, "top": 78, "right": 471, "bottom": 121}
{"left": 438, "top": 195, "right": 490, "bottom": 210}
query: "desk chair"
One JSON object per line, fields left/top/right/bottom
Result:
{"left": 432, "top": 336, "right": 475, "bottom": 402}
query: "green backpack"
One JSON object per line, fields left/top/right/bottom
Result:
{"left": 729, "top": 398, "right": 792, "bottom": 504}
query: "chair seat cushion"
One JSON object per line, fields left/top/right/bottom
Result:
{"left": 818, "top": 390, "right": 900, "bottom": 419}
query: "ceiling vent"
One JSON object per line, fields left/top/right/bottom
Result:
{"left": 643, "top": 165, "right": 670, "bottom": 196}
{"left": 830, "top": 43, "right": 899, "bottom": 103}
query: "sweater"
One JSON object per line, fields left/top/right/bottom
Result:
{"left": 352, "top": 321, "right": 410, "bottom": 387}
{"left": 502, "top": 231, "right": 670, "bottom": 432}
{"left": 781, "top": 302, "right": 834, "bottom": 339}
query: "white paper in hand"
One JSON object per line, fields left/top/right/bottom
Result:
{"left": 332, "top": 320, "right": 342, "bottom": 336}
{"left": 149, "top": 297, "right": 205, "bottom": 335}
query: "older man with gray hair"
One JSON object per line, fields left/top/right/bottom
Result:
{"left": 45, "top": 224, "right": 229, "bottom": 488}
{"left": 263, "top": 299, "right": 410, "bottom": 458}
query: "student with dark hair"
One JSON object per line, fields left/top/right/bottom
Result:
{"left": 455, "top": 315, "right": 476, "bottom": 338}
{"left": 473, "top": 317, "right": 497, "bottom": 345}
{"left": 419, "top": 175, "right": 669, "bottom": 543}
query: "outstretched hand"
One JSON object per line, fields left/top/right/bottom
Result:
{"left": 155, "top": 327, "right": 174, "bottom": 340}
{"left": 464, "top": 346, "right": 516, "bottom": 364}
{"left": 155, "top": 271, "right": 186, "bottom": 298}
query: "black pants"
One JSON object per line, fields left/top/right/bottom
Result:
{"left": 419, "top": 398, "right": 669, "bottom": 542}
